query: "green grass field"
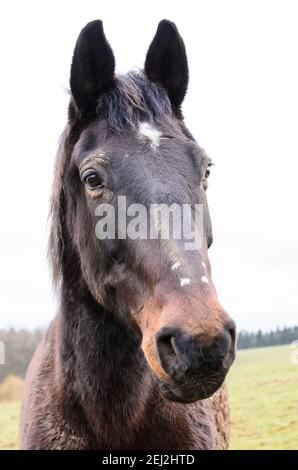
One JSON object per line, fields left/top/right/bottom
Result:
{"left": 0, "top": 401, "right": 20, "bottom": 450}
{"left": 228, "top": 344, "right": 298, "bottom": 450}
{"left": 0, "top": 344, "right": 297, "bottom": 450}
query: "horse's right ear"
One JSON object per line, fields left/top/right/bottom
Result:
{"left": 70, "top": 20, "right": 115, "bottom": 118}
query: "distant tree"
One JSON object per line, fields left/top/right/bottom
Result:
{"left": 0, "top": 329, "right": 44, "bottom": 382}
{"left": 256, "top": 330, "right": 263, "bottom": 347}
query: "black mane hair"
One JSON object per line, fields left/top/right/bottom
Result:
{"left": 96, "top": 71, "right": 173, "bottom": 131}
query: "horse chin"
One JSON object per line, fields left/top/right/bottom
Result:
{"left": 157, "top": 376, "right": 225, "bottom": 404}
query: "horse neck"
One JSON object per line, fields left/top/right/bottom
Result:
{"left": 57, "top": 279, "right": 154, "bottom": 441}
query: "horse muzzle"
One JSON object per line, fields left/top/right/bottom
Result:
{"left": 155, "top": 322, "right": 236, "bottom": 403}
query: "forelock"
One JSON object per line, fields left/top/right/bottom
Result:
{"left": 96, "top": 71, "right": 173, "bottom": 131}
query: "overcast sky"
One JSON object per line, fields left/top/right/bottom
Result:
{"left": 0, "top": 0, "right": 297, "bottom": 331}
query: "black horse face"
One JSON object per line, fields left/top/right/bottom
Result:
{"left": 55, "top": 20, "right": 236, "bottom": 404}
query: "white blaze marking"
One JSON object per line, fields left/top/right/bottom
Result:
{"left": 138, "top": 122, "right": 161, "bottom": 148}
{"left": 201, "top": 275, "right": 209, "bottom": 285}
{"left": 171, "top": 261, "right": 181, "bottom": 271}
{"left": 180, "top": 277, "right": 191, "bottom": 287}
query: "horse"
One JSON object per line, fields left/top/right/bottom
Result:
{"left": 20, "top": 19, "right": 236, "bottom": 450}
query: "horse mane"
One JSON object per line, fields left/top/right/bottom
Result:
{"left": 96, "top": 71, "right": 172, "bottom": 130}
{"left": 48, "top": 131, "right": 68, "bottom": 286}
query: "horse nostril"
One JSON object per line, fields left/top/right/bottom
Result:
{"left": 156, "top": 328, "right": 184, "bottom": 374}
{"left": 225, "top": 319, "right": 236, "bottom": 348}
{"left": 156, "top": 322, "right": 236, "bottom": 377}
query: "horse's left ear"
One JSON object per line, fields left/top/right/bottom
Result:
{"left": 145, "top": 20, "right": 189, "bottom": 112}
{"left": 70, "top": 20, "right": 115, "bottom": 118}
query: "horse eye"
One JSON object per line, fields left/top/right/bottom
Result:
{"left": 202, "top": 161, "right": 213, "bottom": 190}
{"left": 205, "top": 161, "right": 214, "bottom": 179}
{"left": 82, "top": 171, "right": 104, "bottom": 190}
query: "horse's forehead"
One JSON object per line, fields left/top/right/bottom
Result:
{"left": 76, "top": 118, "right": 189, "bottom": 161}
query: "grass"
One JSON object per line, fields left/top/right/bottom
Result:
{"left": 0, "top": 344, "right": 297, "bottom": 450}
{"left": 0, "top": 401, "right": 20, "bottom": 450}
{"left": 227, "top": 344, "right": 298, "bottom": 450}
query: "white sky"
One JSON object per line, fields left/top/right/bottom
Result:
{"left": 0, "top": 0, "right": 297, "bottom": 331}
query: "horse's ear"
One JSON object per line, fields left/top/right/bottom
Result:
{"left": 145, "top": 20, "right": 189, "bottom": 112}
{"left": 70, "top": 20, "right": 115, "bottom": 118}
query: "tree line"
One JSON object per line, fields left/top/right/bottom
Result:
{"left": 0, "top": 328, "right": 43, "bottom": 382}
{"left": 0, "top": 326, "right": 297, "bottom": 381}
{"left": 237, "top": 326, "right": 298, "bottom": 349}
